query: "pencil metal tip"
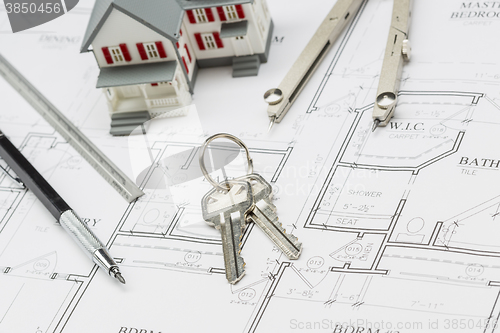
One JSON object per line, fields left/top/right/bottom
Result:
{"left": 372, "top": 119, "right": 380, "bottom": 132}
{"left": 115, "top": 272, "right": 126, "bottom": 284}
{"left": 268, "top": 117, "right": 276, "bottom": 132}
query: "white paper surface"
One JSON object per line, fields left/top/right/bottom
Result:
{"left": 2, "top": 0, "right": 500, "bottom": 332}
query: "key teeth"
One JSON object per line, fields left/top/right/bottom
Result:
{"left": 278, "top": 221, "right": 302, "bottom": 260}
{"left": 229, "top": 257, "right": 246, "bottom": 284}
{"left": 261, "top": 219, "right": 303, "bottom": 260}
{"left": 274, "top": 219, "right": 300, "bottom": 244}
{"left": 280, "top": 243, "right": 302, "bottom": 260}
{"left": 230, "top": 235, "right": 246, "bottom": 284}
{"left": 286, "top": 242, "right": 303, "bottom": 260}
{"left": 250, "top": 200, "right": 304, "bottom": 260}
{"left": 264, "top": 199, "right": 277, "bottom": 212}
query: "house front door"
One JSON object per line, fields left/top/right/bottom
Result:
{"left": 119, "top": 85, "right": 141, "bottom": 98}
{"left": 231, "top": 36, "right": 253, "bottom": 57}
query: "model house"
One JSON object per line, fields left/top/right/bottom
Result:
{"left": 80, "top": 0, "right": 273, "bottom": 135}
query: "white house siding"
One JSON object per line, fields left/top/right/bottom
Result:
{"left": 244, "top": 1, "right": 269, "bottom": 54}
{"left": 92, "top": 8, "right": 177, "bottom": 69}
{"left": 177, "top": 22, "right": 197, "bottom": 81}
{"left": 251, "top": 0, "right": 272, "bottom": 45}
{"left": 183, "top": 3, "right": 269, "bottom": 61}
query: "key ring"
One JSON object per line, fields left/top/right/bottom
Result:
{"left": 199, "top": 133, "right": 253, "bottom": 192}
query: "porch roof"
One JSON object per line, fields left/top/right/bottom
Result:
{"left": 96, "top": 61, "right": 177, "bottom": 88}
{"left": 220, "top": 20, "right": 248, "bottom": 38}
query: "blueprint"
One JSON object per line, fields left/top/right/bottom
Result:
{"left": 2, "top": 0, "right": 500, "bottom": 332}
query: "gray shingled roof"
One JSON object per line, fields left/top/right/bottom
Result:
{"left": 80, "top": 0, "right": 184, "bottom": 53}
{"left": 81, "top": 0, "right": 254, "bottom": 53}
{"left": 96, "top": 61, "right": 177, "bottom": 88}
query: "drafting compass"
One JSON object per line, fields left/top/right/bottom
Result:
{"left": 264, "top": 0, "right": 412, "bottom": 132}
{"left": 371, "top": 0, "right": 412, "bottom": 131}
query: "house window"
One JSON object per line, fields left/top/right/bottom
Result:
{"left": 144, "top": 42, "right": 159, "bottom": 59}
{"left": 151, "top": 82, "right": 170, "bottom": 86}
{"left": 137, "top": 42, "right": 167, "bottom": 60}
{"left": 202, "top": 33, "right": 216, "bottom": 50}
{"left": 223, "top": 5, "right": 238, "bottom": 20}
{"left": 194, "top": 32, "right": 223, "bottom": 50}
{"left": 109, "top": 46, "right": 124, "bottom": 63}
{"left": 187, "top": 9, "right": 214, "bottom": 23}
{"left": 194, "top": 8, "right": 208, "bottom": 23}
{"left": 217, "top": 4, "right": 244, "bottom": 21}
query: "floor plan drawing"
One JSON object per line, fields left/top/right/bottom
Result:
{"left": 2, "top": 0, "right": 500, "bottom": 332}
{"left": 247, "top": 91, "right": 500, "bottom": 332}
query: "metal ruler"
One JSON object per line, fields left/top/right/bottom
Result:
{"left": 0, "top": 53, "right": 144, "bottom": 203}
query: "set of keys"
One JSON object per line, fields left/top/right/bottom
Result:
{"left": 199, "top": 134, "right": 303, "bottom": 284}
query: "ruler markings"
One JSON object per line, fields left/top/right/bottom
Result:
{"left": 0, "top": 53, "right": 144, "bottom": 202}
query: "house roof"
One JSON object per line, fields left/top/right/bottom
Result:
{"left": 80, "top": 0, "right": 254, "bottom": 53}
{"left": 96, "top": 61, "right": 178, "bottom": 88}
{"left": 80, "top": 0, "right": 184, "bottom": 53}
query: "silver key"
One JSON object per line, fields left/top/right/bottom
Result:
{"left": 236, "top": 173, "right": 303, "bottom": 260}
{"left": 201, "top": 180, "right": 253, "bottom": 284}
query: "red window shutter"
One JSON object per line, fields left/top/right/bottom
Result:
{"left": 194, "top": 33, "right": 205, "bottom": 50}
{"left": 102, "top": 47, "right": 113, "bottom": 64}
{"left": 119, "top": 43, "right": 132, "bottom": 61}
{"left": 217, "top": 7, "right": 226, "bottom": 21}
{"left": 180, "top": 29, "right": 183, "bottom": 36}
{"left": 182, "top": 56, "right": 189, "bottom": 74}
{"left": 213, "top": 32, "right": 223, "bottom": 48}
{"left": 176, "top": 42, "right": 179, "bottom": 48}
{"left": 155, "top": 41, "right": 167, "bottom": 58}
{"left": 136, "top": 43, "right": 148, "bottom": 60}
{"left": 186, "top": 10, "right": 196, "bottom": 23}
{"left": 205, "top": 8, "right": 214, "bottom": 22}
{"left": 235, "top": 5, "right": 245, "bottom": 19}
{"left": 151, "top": 83, "right": 158, "bottom": 86}
{"left": 184, "top": 44, "right": 192, "bottom": 62}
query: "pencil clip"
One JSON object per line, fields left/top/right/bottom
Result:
{"left": 0, "top": 164, "right": 25, "bottom": 189}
